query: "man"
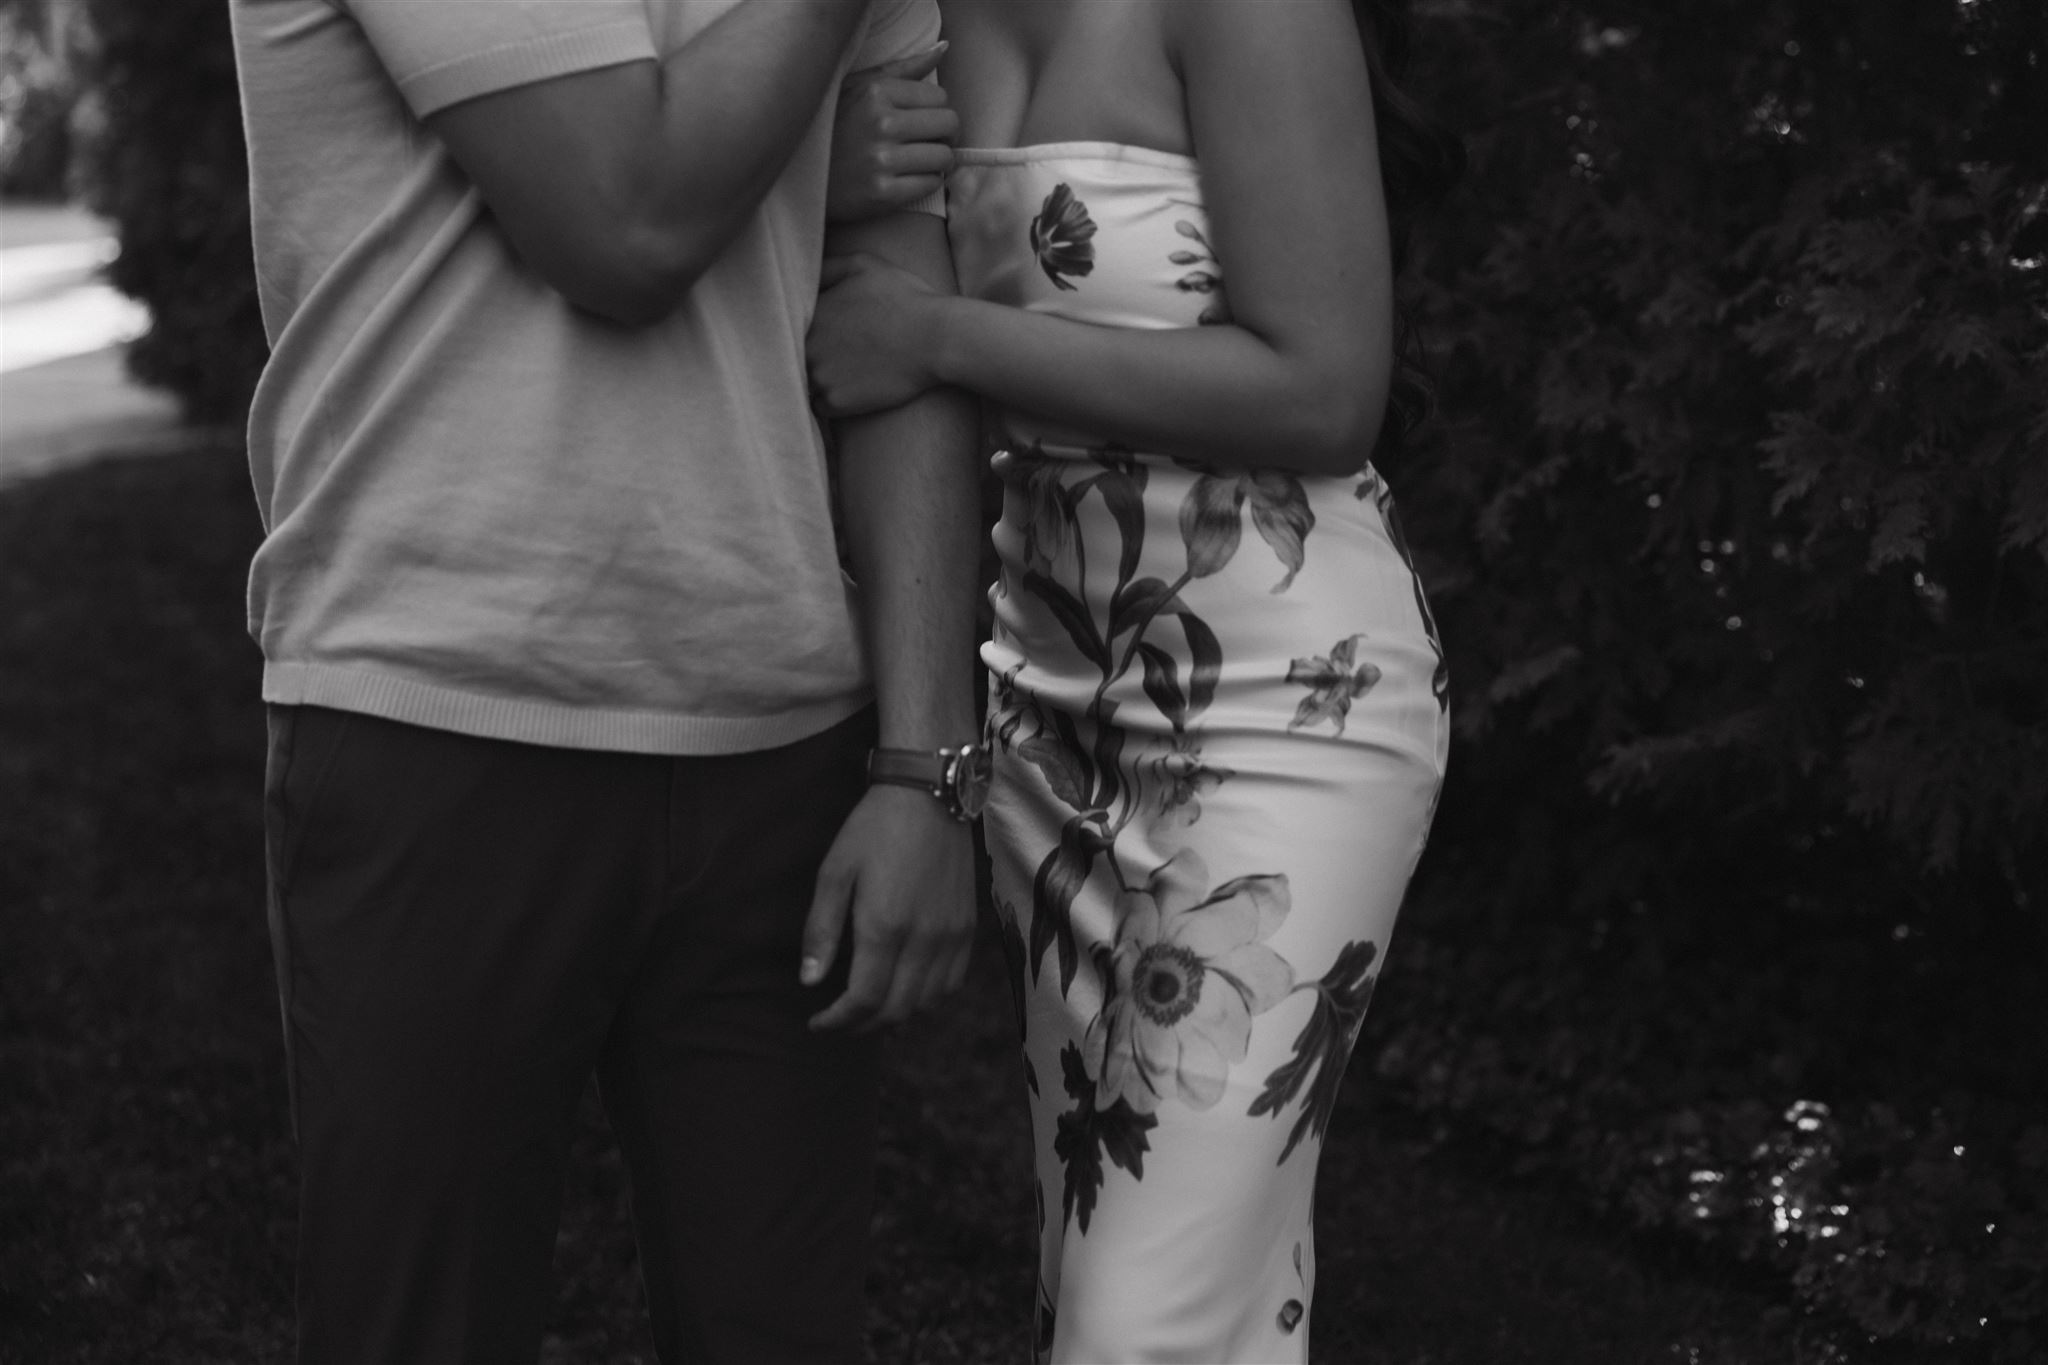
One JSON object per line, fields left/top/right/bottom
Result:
{"left": 228, "top": 2, "right": 979, "bottom": 1360}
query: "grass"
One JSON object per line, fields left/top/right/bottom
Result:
{"left": 0, "top": 443, "right": 1837, "bottom": 1362}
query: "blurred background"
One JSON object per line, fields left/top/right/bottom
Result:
{"left": 1, "top": 0, "right": 2041, "bottom": 1361}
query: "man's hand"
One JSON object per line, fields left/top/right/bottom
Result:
{"left": 801, "top": 785, "right": 976, "bottom": 1031}
{"left": 827, "top": 44, "right": 959, "bottom": 224}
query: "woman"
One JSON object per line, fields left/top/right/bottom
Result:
{"left": 812, "top": 1, "right": 1459, "bottom": 1358}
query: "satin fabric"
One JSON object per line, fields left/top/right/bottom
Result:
{"left": 953, "top": 143, "right": 1451, "bottom": 1363}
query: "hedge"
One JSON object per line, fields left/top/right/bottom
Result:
{"left": 0, "top": 3, "right": 75, "bottom": 198}
{"left": 1375, "top": 0, "right": 2046, "bottom": 1355}
{"left": 79, "top": 0, "right": 266, "bottom": 421}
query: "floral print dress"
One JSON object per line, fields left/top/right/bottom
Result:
{"left": 949, "top": 142, "right": 1449, "bottom": 1364}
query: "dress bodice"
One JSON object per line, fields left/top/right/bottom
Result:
{"left": 947, "top": 143, "right": 1229, "bottom": 455}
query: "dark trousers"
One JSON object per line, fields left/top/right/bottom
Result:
{"left": 263, "top": 704, "right": 882, "bottom": 1365}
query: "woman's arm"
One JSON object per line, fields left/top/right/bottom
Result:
{"left": 808, "top": 0, "right": 1395, "bottom": 475}
{"left": 827, "top": 44, "right": 958, "bottom": 224}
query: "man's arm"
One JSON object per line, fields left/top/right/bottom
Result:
{"left": 424, "top": 0, "right": 870, "bottom": 326}
{"left": 800, "top": 209, "right": 981, "bottom": 1031}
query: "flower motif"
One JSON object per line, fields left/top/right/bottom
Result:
{"left": 1169, "top": 217, "right": 1231, "bottom": 325}
{"left": 1285, "top": 634, "right": 1382, "bottom": 735}
{"left": 1137, "top": 731, "right": 1233, "bottom": 829}
{"left": 987, "top": 662, "right": 1034, "bottom": 754}
{"left": 1084, "top": 851, "right": 1294, "bottom": 1113}
{"left": 995, "top": 445, "right": 1074, "bottom": 574}
{"left": 1029, "top": 183, "right": 1098, "bottom": 291}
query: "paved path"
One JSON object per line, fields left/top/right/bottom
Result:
{"left": 0, "top": 200, "right": 189, "bottom": 489}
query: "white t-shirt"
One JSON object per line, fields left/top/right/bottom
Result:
{"left": 230, "top": 0, "right": 939, "bottom": 753}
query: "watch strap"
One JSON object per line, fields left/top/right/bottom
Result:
{"left": 867, "top": 747, "right": 950, "bottom": 796}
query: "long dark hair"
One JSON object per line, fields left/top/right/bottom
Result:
{"left": 1354, "top": 0, "right": 1465, "bottom": 459}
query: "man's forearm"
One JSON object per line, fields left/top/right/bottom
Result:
{"left": 831, "top": 215, "right": 980, "bottom": 747}
{"left": 635, "top": 0, "right": 872, "bottom": 280}
{"left": 428, "top": 0, "right": 872, "bottom": 324}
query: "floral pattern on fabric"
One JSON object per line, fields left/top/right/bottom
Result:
{"left": 1358, "top": 465, "right": 1450, "bottom": 712}
{"left": 958, "top": 149, "right": 1447, "bottom": 1361}
{"left": 1136, "top": 731, "right": 1233, "bottom": 829}
{"left": 1251, "top": 940, "right": 1384, "bottom": 1162}
{"left": 1030, "top": 183, "right": 1098, "bottom": 291}
{"left": 986, "top": 442, "right": 1396, "bottom": 1230}
{"left": 1277, "top": 1241, "right": 1308, "bottom": 1333}
{"left": 1085, "top": 851, "right": 1295, "bottom": 1113}
{"left": 1286, "top": 634, "right": 1383, "bottom": 736}
{"left": 1168, "top": 211, "right": 1231, "bottom": 325}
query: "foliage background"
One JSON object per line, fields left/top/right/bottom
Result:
{"left": 72, "top": 0, "right": 266, "bottom": 419}
{"left": 20, "top": 0, "right": 2048, "bottom": 1357}
{"left": 0, "top": 0, "right": 81, "bottom": 197}
{"left": 1377, "top": 0, "right": 2046, "bottom": 1356}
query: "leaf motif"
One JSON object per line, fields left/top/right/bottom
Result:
{"left": 1179, "top": 610, "right": 1224, "bottom": 719}
{"left": 1043, "top": 705, "right": 1098, "bottom": 808}
{"left": 1372, "top": 480, "right": 1449, "bottom": 714}
{"left": 1018, "top": 733, "right": 1089, "bottom": 810}
{"left": 1249, "top": 940, "right": 1379, "bottom": 1163}
{"left": 1093, "top": 467, "right": 1148, "bottom": 588}
{"left": 1248, "top": 470, "right": 1316, "bottom": 592}
{"left": 1023, "top": 570, "right": 1107, "bottom": 670}
{"left": 1179, "top": 474, "right": 1245, "bottom": 578}
{"left": 995, "top": 899, "right": 1029, "bottom": 1044}
{"left": 1029, "top": 816, "right": 1106, "bottom": 992}
{"left": 1009, "top": 446, "right": 1073, "bottom": 573}
{"left": 1110, "top": 576, "right": 1183, "bottom": 640}
{"left": 1053, "top": 1042, "right": 1157, "bottom": 1235}
{"left": 1090, "top": 699, "right": 1126, "bottom": 811}
{"left": 1136, "top": 642, "right": 1188, "bottom": 727}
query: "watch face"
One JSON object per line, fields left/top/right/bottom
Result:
{"left": 952, "top": 744, "right": 994, "bottom": 819}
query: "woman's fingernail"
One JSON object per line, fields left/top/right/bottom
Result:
{"left": 800, "top": 956, "right": 823, "bottom": 985}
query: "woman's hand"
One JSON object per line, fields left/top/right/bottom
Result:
{"left": 827, "top": 44, "right": 959, "bottom": 224}
{"left": 808, "top": 251, "right": 947, "bottom": 416}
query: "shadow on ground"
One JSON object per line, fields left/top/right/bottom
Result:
{"left": 0, "top": 446, "right": 1827, "bottom": 1362}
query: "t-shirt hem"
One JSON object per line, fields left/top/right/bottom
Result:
{"left": 397, "top": 21, "right": 658, "bottom": 118}
{"left": 262, "top": 661, "right": 872, "bottom": 756}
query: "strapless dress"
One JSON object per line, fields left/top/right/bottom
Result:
{"left": 950, "top": 141, "right": 1449, "bottom": 1364}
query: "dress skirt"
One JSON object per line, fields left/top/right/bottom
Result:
{"left": 981, "top": 445, "right": 1449, "bottom": 1363}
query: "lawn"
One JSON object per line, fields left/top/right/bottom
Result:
{"left": 0, "top": 443, "right": 1833, "bottom": 1362}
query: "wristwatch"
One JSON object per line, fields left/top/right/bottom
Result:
{"left": 867, "top": 742, "right": 993, "bottom": 822}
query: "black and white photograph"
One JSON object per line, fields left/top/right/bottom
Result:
{"left": 0, "top": 1, "right": 2041, "bottom": 1361}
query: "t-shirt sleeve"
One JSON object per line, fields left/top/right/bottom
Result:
{"left": 852, "top": 0, "right": 942, "bottom": 72}
{"left": 340, "top": 0, "right": 658, "bottom": 118}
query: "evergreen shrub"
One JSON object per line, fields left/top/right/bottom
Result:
{"left": 78, "top": 0, "right": 264, "bottom": 421}
{"left": 1377, "top": 0, "right": 2047, "bottom": 1356}
{"left": 0, "top": 5, "right": 74, "bottom": 198}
